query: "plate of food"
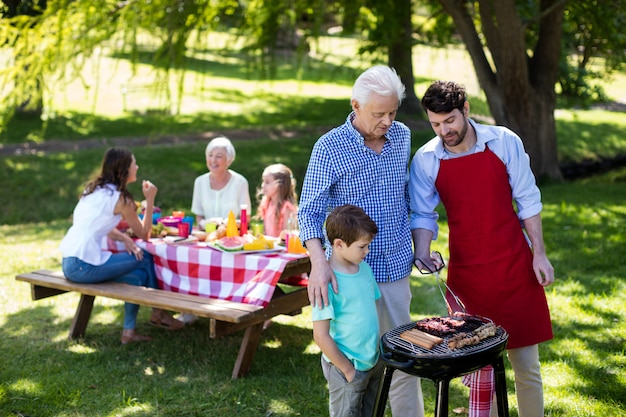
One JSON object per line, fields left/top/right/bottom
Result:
{"left": 205, "top": 235, "right": 285, "bottom": 254}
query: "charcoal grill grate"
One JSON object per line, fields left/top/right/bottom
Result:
{"left": 383, "top": 320, "right": 507, "bottom": 359}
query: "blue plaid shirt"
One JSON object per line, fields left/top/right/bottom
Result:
{"left": 299, "top": 112, "right": 414, "bottom": 283}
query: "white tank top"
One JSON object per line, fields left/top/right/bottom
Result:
{"left": 59, "top": 184, "right": 122, "bottom": 265}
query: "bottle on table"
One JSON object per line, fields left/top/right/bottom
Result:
{"left": 240, "top": 204, "right": 248, "bottom": 236}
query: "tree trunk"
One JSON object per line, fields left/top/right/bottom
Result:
{"left": 386, "top": 0, "right": 422, "bottom": 116}
{"left": 439, "top": 0, "right": 565, "bottom": 181}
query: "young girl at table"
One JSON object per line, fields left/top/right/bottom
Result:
{"left": 255, "top": 163, "right": 298, "bottom": 237}
{"left": 312, "top": 204, "right": 383, "bottom": 417}
{"left": 59, "top": 147, "right": 184, "bottom": 345}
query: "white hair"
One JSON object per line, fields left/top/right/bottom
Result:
{"left": 351, "top": 65, "right": 406, "bottom": 107}
{"left": 205, "top": 136, "right": 236, "bottom": 164}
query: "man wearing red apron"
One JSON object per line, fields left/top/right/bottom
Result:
{"left": 409, "top": 81, "right": 554, "bottom": 417}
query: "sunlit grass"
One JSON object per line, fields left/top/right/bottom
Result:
{"left": 555, "top": 108, "right": 626, "bottom": 163}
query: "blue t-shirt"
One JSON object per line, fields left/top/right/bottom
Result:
{"left": 311, "top": 261, "right": 381, "bottom": 371}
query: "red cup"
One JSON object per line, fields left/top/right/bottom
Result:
{"left": 177, "top": 222, "right": 190, "bottom": 238}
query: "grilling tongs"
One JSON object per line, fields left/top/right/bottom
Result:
{"left": 415, "top": 250, "right": 467, "bottom": 316}
{"left": 434, "top": 272, "right": 467, "bottom": 316}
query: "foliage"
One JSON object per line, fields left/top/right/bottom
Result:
{"left": 557, "top": 0, "right": 626, "bottom": 106}
{"left": 556, "top": 59, "right": 610, "bottom": 107}
{"left": 0, "top": 0, "right": 238, "bottom": 130}
{"left": 417, "top": 0, "right": 626, "bottom": 107}
{"left": 561, "top": 1, "right": 626, "bottom": 73}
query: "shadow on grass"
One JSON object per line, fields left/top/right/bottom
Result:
{"left": 556, "top": 119, "right": 626, "bottom": 178}
{"left": 1, "top": 94, "right": 352, "bottom": 145}
{"left": 111, "top": 47, "right": 364, "bottom": 86}
{"left": 1, "top": 300, "right": 325, "bottom": 416}
{"left": 537, "top": 179, "right": 626, "bottom": 410}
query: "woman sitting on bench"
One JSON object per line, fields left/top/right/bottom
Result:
{"left": 59, "top": 147, "right": 184, "bottom": 344}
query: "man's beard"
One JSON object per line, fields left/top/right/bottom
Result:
{"left": 443, "top": 115, "right": 468, "bottom": 148}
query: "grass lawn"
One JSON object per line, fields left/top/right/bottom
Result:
{"left": 1, "top": 35, "right": 625, "bottom": 416}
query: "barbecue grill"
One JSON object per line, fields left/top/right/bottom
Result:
{"left": 373, "top": 320, "right": 510, "bottom": 417}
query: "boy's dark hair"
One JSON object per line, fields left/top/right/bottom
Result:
{"left": 421, "top": 80, "right": 467, "bottom": 114}
{"left": 326, "top": 204, "right": 378, "bottom": 246}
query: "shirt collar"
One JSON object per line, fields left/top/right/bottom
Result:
{"left": 346, "top": 111, "right": 394, "bottom": 146}
{"left": 426, "top": 118, "right": 498, "bottom": 158}
{"left": 346, "top": 112, "right": 365, "bottom": 145}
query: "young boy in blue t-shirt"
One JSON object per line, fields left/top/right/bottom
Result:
{"left": 312, "top": 204, "right": 383, "bottom": 417}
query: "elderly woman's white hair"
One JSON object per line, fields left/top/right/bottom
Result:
{"left": 351, "top": 65, "right": 406, "bottom": 107}
{"left": 205, "top": 136, "right": 236, "bottom": 164}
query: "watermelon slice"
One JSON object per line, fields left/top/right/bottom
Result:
{"left": 215, "top": 236, "right": 245, "bottom": 251}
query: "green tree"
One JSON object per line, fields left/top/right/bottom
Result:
{"left": 559, "top": 0, "right": 626, "bottom": 105}
{"left": 1, "top": 0, "right": 47, "bottom": 116}
{"left": 419, "top": 0, "right": 626, "bottom": 180}
{"left": 428, "top": 0, "right": 566, "bottom": 180}
{"left": 0, "top": 0, "right": 232, "bottom": 129}
{"left": 359, "top": 0, "right": 421, "bottom": 115}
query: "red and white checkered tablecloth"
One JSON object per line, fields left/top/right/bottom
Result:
{"left": 107, "top": 238, "right": 307, "bottom": 307}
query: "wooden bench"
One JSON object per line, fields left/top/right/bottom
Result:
{"left": 16, "top": 258, "right": 310, "bottom": 379}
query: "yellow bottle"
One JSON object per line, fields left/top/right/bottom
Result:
{"left": 226, "top": 210, "right": 238, "bottom": 237}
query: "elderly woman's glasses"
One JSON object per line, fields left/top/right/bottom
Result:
{"left": 414, "top": 251, "right": 445, "bottom": 274}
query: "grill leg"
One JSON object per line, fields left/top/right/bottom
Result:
{"left": 435, "top": 378, "right": 451, "bottom": 417}
{"left": 493, "top": 356, "right": 510, "bottom": 417}
{"left": 373, "top": 366, "right": 395, "bottom": 417}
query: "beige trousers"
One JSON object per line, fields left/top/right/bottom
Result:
{"left": 491, "top": 344, "right": 544, "bottom": 417}
{"left": 377, "top": 278, "right": 425, "bottom": 417}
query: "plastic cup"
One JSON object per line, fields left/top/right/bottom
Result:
{"left": 177, "top": 222, "right": 190, "bottom": 238}
{"left": 251, "top": 222, "right": 264, "bottom": 236}
{"left": 182, "top": 216, "right": 194, "bottom": 232}
{"left": 140, "top": 212, "right": 162, "bottom": 224}
{"left": 172, "top": 210, "right": 185, "bottom": 218}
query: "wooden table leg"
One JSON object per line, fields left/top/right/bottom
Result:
{"left": 69, "top": 294, "right": 95, "bottom": 339}
{"left": 231, "top": 321, "right": 264, "bottom": 379}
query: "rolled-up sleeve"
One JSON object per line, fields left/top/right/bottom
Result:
{"left": 409, "top": 144, "right": 440, "bottom": 239}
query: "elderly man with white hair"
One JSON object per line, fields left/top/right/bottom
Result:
{"left": 299, "top": 65, "right": 425, "bottom": 417}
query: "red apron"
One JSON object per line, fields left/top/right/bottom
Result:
{"left": 435, "top": 146, "right": 552, "bottom": 348}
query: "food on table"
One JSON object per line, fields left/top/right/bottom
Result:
{"left": 125, "top": 221, "right": 170, "bottom": 238}
{"left": 215, "top": 236, "right": 245, "bottom": 251}
{"left": 243, "top": 234, "right": 275, "bottom": 251}
{"left": 205, "top": 224, "right": 227, "bottom": 242}
{"left": 136, "top": 200, "right": 162, "bottom": 215}
{"left": 226, "top": 211, "right": 238, "bottom": 237}
{"left": 191, "top": 230, "right": 208, "bottom": 241}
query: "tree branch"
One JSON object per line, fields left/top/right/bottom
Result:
{"left": 522, "top": 0, "right": 570, "bottom": 29}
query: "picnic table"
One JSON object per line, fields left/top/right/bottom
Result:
{"left": 17, "top": 238, "right": 310, "bottom": 378}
